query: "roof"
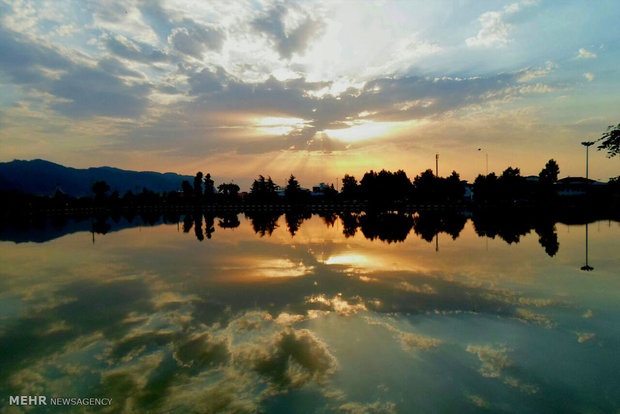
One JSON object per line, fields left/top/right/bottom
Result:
{"left": 557, "top": 177, "right": 605, "bottom": 185}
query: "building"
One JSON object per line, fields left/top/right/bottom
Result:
{"left": 556, "top": 177, "right": 605, "bottom": 196}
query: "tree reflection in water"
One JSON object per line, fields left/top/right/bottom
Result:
{"left": 285, "top": 210, "right": 312, "bottom": 236}
{"left": 244, "top": 210, "right": 281, "bottom": 237}
{"left": 1, "top": 209, "right": 616, "bottom": 258}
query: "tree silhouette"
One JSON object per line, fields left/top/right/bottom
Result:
{"left": 341, "top": 174, "right": 358, "bottom": 199}
{"left": 109, "top": 190, "right": 120, "bottom": 206}
{"left": 359, "top": 169, "right": 412, "bottom": 203}
{"left": 597, "top": 123, "right": 620, "bottom": 157}
{"left": 413, "top": 212, "right": 466, "bottom": 242}
{"left": 318, "top": 212, "right": 337, "bottom": 227}
{"left": 204, "top": 173, "right": 215, "bottom": 201}
{"left": 194, "top": 212, "right": 204, "bottom": 241}
{"left": 92, "top": 181, "right": 110, "bottom": 200}
{"left": 245, "top": 211, "right": 281, "bottom": 236}
{"left": 204, "top": 213, "right": 215, "bottom": 239}
{"left": 181, "top": 180, "right": 193, "bottom": 200}
{"left": 359, "top": 212, "right": 414, "bottom": 243}
{"left": 535, "top": 222, "right": 559, "bottom": 257}
{"left": 445, "top": 171, "right": 465, "bottom": 202}
{"left": 218, "top": 213, "right": 240, "bottom": 228}
{"left": 218, "top": 183, "right": 240, "bottom": 199}
{"left": 183, "top": 214, "right": 193, "bottom": 233}
{"left": 338, "top": 212, "right": 359, "bottom": 237}
{"left": 472, "top": 212, "right": 532, "bottom": 244}
{"left": 193, "top": 172, "right": 203, "bottom": 199}
{"left": 473, "top": 172, "right": 498, "bottom": 203}
{"left": 539, "top": 159, "right": 560, "bottom": 184}
{"left": 91, "top": 215, "right": 111, "bottom": 234}
{"left": 499, "top": 167, "right": 525, "bottom": 202}
{"left": 500, "top": 166, "right": 520, "bottom": 180}
{"left": 249, "top": 175, "right": 278, "bottom": 202}
{"left": 284, "top": 174, "right": 302, "bottom": 201}
{"left": 285, "top": 210, "right": 311, "bottom": 236}
{"left": 413, "top": 169, "right": 437, "bottom": 201}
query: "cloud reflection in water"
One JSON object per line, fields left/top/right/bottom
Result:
{"left": 0, "top": 215, "right": 619, "bottom": 412}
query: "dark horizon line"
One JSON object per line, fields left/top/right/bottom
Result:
{"left": 1, "top": 157, "right": 614, "bottom": 189}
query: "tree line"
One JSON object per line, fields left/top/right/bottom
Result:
{"left": 173, "top": 156, "right": 616, "bottom": 206}
{"left": 2, "top": 157, "right": 618, "bottom": 215}
{"left": 2, "top": 122, "right": 618, "bottom": 213}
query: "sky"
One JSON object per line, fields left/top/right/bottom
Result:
{"left": 0, "top": 0, "right": 619, "bottom": 189}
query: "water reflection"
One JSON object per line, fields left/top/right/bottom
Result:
{"left": 0, "top": 213, "right": 619, "bottom": 412}
{"left": 2, "top": 210, "right": 616, "bottom": 259}
{"left": 581, "top": 222, "right": 594, "bottom": 271}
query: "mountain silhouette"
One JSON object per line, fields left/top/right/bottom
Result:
{"left": 0, "top": 159, "right": 192, "bottom": 196}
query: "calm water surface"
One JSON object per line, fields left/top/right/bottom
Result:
{"left": 1, "top": 214, "right": 619, "bottom": 413}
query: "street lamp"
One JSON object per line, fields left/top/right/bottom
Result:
{"left": 581, "top": 141, "right": 594, "bottom": 180}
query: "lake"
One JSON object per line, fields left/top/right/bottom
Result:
{"left": 1, "top": 211, "right": 619, "bottom": 413}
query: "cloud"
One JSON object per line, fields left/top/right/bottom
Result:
{"left": 466, "top": 344, "right": 512, "bottom": 378}
{"left": 575, "top": 332, "right": 595, "bottom": 343}
{"left": 104, "top": 34, "right": 170, "bottom": 63}
{"left": 187, "top": 67, "right": 226, "bottom": 95}
{"left": 364, "top": 317, "right": 442, "bottom": 352}
{"left": 466, "top": 11, "right": 512, "bottom": 48}
{"left": 399, "top": 281, "right": 436, "bottom": 294}
{"left": 108, "top": 331, "right": 177, "bottom": 362}
{"left": 515, "top": 308, "right": 554, "bottom": 328}
{"left": 97, "top": 57, "right": 144, "bottom": 78}
{"left": 87, "top": 0, "right": 132, "bottom": 23}
{"left": 584, "top": 72, "right": 595, "bottom": 82}
{"left": 246, "top": 328, "right": 337, "bottom": 388}
{"left": 306, "top": 293, "right": 367, "bottom": 316}
{"left": 517, "top": 61, "right": 556, "bottom": 83}
{"left": 168, "top": 20, "right": 224, "bottom": 58}
{"left": 465, "top": 394, "right": 490, "bottom": 409}
{"left": 466, "top": 344, "right": 538, "bottom": 393}
{"left": 136, "top": 0, "right": 177, "bottom": 42}
{"left": 576, "top": 48, "right": 597, "bottom": 59}
{"left": 338, "top": 400, "right": 397, "bottom": 414}
{"left": 174, "top": 332, "right": 230, "bottom": 368}
{"left": 251, "top": 4, "right": 325, "bottom": 59}
{"left": 0, "top": 27, "right": 71, "bottom": 86}
{"left": 98, "top": 308, "right": 339, "bottom": 412}
{"left": 87, "top": 0, "right": 158, "bottom": 44}
{"left": 0, "top": 27, "right": 152, "bottom": 119}
{"left": 159, "top": 370, "right": 259, "bottom": 413}
{"left": 181, "top": 68, "right": 520, "bottom": 144}
{"left": 49, "top": 65, "right": 152, "bottom": 119}
{"left": 466, "top": 0, "right": 538, "bottom": 48}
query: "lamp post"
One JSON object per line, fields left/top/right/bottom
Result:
{"left": 581, "top": 141, "right": 594, "bottom": 180}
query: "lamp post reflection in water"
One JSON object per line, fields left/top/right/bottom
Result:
{"left": 581, "top": 222, "right": 594, "bottom": 271}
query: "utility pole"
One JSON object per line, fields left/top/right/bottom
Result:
{"left": 435, "top": 153, "right": 439, "bottom": 177}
